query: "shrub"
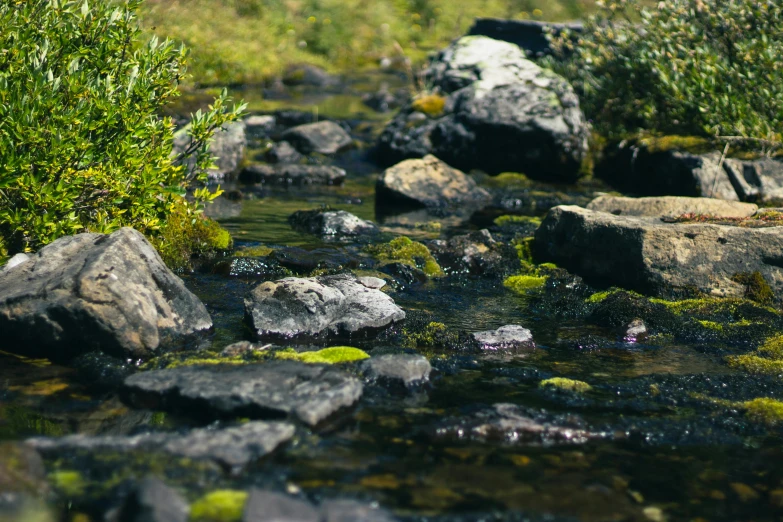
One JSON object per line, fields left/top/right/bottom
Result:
{"left": 0, "top": 0, "right": 244, "bottom": 258}
{"left": 551, "top": 0, "right": 783, "bottom": 153}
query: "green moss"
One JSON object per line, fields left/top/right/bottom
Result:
{"left": 742, "top": 398, "right": 783, "bottom": 425}
{"left": 636, "top": 134, "right": 713, "bottom": 154}
{"left": 480, "top": 172, "right": 532, "bottom": 188}
{"left": 49, "top": 470, "right": 86, "bottom": 497}
{"left": 366, "top": 237, "right": 444, "bottom": 277}
{"left": 234, "top": 245, "right": 274, "bottom": 258}
{"left": 151, "top": 204, "right": 233, "bottom": 272}
{"left": 539, "top": 378, "right": 592, "bottom": 393}
{"left": 190, "top": 490, "right": 248, "bottom": 522}
{"left": 141, "top": 351, "right": 264, "bottom": 370}
{"left": 731, "top": 271, "right": 775, "bottom": 306}
{"left": 403, "top": 322, "right": 447, "bottom": 348}
{"left": 411, "top": 93, "right": 446, "bottom": 117}
{"left": 275, "top": 346, "right": 370, "bottom": 364}
{"left": 758, "top": 334, "right": 783, "bottom": 359}
{"left": 504, "top": 275, "right": 547, "bottom": 294}
{"left": 493, "top": 215, "right": 543, "bottom": 227}
{"left": 0, "top": 405, "right": 64, "bottom": 438}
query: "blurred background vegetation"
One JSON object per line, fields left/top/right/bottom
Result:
{"left": 139, "top": 0, "right": 597, "bottom": 86}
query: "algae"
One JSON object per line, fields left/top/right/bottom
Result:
{"left": 274, "top": 346, "right": 370, "bottom": 364}
{"left": 190, "top": 490, "right": 248, "bottom": 522}
{"left": 366, "top": 236, "right": 444, "bottom": 277}
{"left": 504, "top": 275, "right": 547, "bottom": 294}
{"left": 493, "top": 215, "right": 542, "bottom": 227}
{"left": 233, "top": 245, "right": 274, "bottom": 258}
{"left": 539, "top": 377, "right": 592, "bottom": 393}
{"left": 742, "top": 398, "right": 783, "bottom": 425}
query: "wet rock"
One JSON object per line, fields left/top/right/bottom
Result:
{"left": 378, "top": 262, "right": 429, "bottom": 288}
{"left": 288, "top": 209, "right": 379, "bottom": 238}
{"left": 724, "top": 157, "right": 783, "bottom": 203}
{"left": 271, "top": 247, "right": 359, "bottom": 273}
{"left": 242, "top": 490, "right": 319, "bottom": 522}
{"left": 472, "top": 325, "right": 535, "bottom": 350}
{"left": 468, "top": 18, "right": 583, "bottom": 58}
{"left": 245, "top": 115, "right": 277, "bottom": 137}
{"left": 0, "top": 228, "right": 212, "bottom": 362}
{"left": 213, "top": 256, "right": 292, "bottom": 279}
{"left": 283, "top": 64, "right": 338, "bottom": 88}
{"left": 173, "top": 121, "right": 247, "bottom": 180}
{"left": 621, "top": 318, "right": 648, "bottom": 343}
{"left": 220, "top": 341, "right": 267, "bottom": 357}
{"left": 587, "top": 195, "right": 757, "bottom": 218}
{"left": 320, "top": 499, "right": 396, "bottom": 522}
{"left": 266, "top": 141, "right": 304, "bottom": 164}
{"left": 71, "top": 351, "right": 136, "bottom": 392}
{"left": 282, "top": 121, "right": 352, "bottom": 155}
{"left": 239, "top": 164, "right": 346, "bottom": 185}
{"left": 362, "top": 354, "right": 432, "bottom": 388}
{"left": 377, "top": 36, "right": 588, "bottom": 182}
{"left": 117, "top": 476, "right": 189, "bottom": 522}
{"left": 376, "top": 155, "right": 491, "bottom": 212}
{"left": 535, "top": 205, "right": 783, "bottom": 297}
{"left": 121, "top": 361, "right": 362, "bottom": 427}
{"left": 362, "top": 88, "right": 407, "bottom": 113}
{"left": 427, "top": 229, "right": 517, "bottom": 277}
{"left": 29, "top": 421, "right": 294, "bottom": 469}
{"left": 244, "top": 274, "right": 405, "bottom": 340}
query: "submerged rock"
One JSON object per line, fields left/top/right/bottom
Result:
{"left": 377, "top": 36, "right": 588, "bottom": 182}
{"left": 244, "top": 274, "right": 405, "bottom": 340}
{"left": 376, "top": 155, "right": 491, "bottom": 212}
{"left": 362, "top": 354, "right": 432, "bottom": 388}
{"left": 535, "top": 205, "right": 783, "bottom": 296}
{"left": 116, "top": 476, "right": 189, "bottom": 522}
{"left": 29, "top": 421, "right": 294, "bottom": 469}
{"left": 239, "top": 164, "right": 346, "bottom": 185}
{"left": 121, "top": 361, "right": 362, "bottom": 426}
{"left": 586, "top": 195, "right": 757, "bottom": 218}
{"left": 288, "top": 209, "right": 379, "bottom": 238}
{"left": 282, "top": 121, "right": 352, "bottom": 155}
{"left": 621, "top": 318, "right": 648, "bottom": 343}
{"left": 320, "top": 500, "right": 397, "bottom": 522}
{"left": 472, "top": 325, "right": 535, "bottom": 350}
{"left": 0, "top": 228, "right": 212, "bottom": 362}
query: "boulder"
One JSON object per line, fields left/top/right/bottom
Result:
{"left": 468, "top": 19, "right": 583, "bottom": 58}
{"left": 29, "top": 421, "right": 294, "bottom": 469}
{"left": 116, "top": 476, "right": 189, "bottom": 522}
{"left": 244, "top": 274, "right": 405, "bottom": 340}
{"left": 244, "top": 115, "right": 276, "bottom": 137}
{"left": 0, "top": 228, "right": 212, "bottom": 362}
{"left": 239, "top": 164, "right": 346, "bottom": 185}
{"left": 586, "top": 196, "right": 758, "bottom": 219}
{"left": 427, "top": 229, "right": 517, "bottom": 276}
{"left": 377, "top": 36, "right": 589, "bottom": 182}
{"left": 535, "top": 205, "right": 783, "bottom": 296}
{"left": 376, "top": 155, "right": 491, "bottom": 212}
{"left": 362, "top": 354, "right": 432, "bottom": 388}
{"left": 242, "top": 490, "right": 319, "bottom": 522}
{"left": 472, "top": 325, "right": 535, "bottom": 350}
{"left": 266, "top": 141, "right": 304, "bottom": 164}
{"left": 121, "top": 361, "right": 362, "bottom": 427}
{"left": 288, "top": 210, "right": 379, "bottom": 238}
{"left": 282, "top": 121, "right": 352, "bottom": 155}
{"left": 724, "top": 157, "right": 783, "bottom": 203}
{"left": 173, "top": 121, "right": 247, "bottom": 180}
{"left": 282, "top": 64, "right": 339, "bottom": 88}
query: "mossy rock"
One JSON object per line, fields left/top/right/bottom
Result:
{"left": 742, "top": 398, "right": 783, "bottom": 425}
{"left": 411, "top": 93, "right": 446, "bottom": 117}
{"left": 141, "top": 350, "right": 266, "bottom": 370}
{"left": 504, "top": 274, "right": 547, "bottom": 295}
{"left": 727, "top": 335, "right": 783, "bottom": 375}
{"left": 233, "top": 245, "right": 274, "bottom": 258}
{"left": 274, "top": 346, "right": 369, "bottom": 364}
{"left": 0, "top": 442, "right": 49, "bottom": 496}
{"left": 190, "top": 490, "right": 248, "bottom": 522}
{"left": 731, "top": 271, "right": 775, "bottom": 306}
{"left": 151, "top": 204, "right": 233, "bottom": 272}
{"left": 366, "top": 236, "right": 444, "bottom": 278}
{"left": 540, "top": 377, "right": 592, "bottom": 393}
{"left": 493, "top": 215, "right": 542, "bottom": 228}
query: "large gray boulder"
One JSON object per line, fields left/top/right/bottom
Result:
{"left": 121, "top": 361, "right": 363, "bottom": 427}
{"left": 0, "top": 228, "right": 212, "bottom": 362}
{"left": 535, "top": 205, "right": 783, "bottom": 296}
{"left": 173, "top": 121, "right": 247, "bottom": 181}
{"left": 377, "top": 36, "right": 589, "bottom": 182}
{"left": 244, "top": 274, "right": 405, "bottom": 340}
{"left": 586, "top": 196, "right": 758, "bottom": 219}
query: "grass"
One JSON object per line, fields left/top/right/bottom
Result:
{"left": 139, "top": 0, "right": 601, "bottom": 87}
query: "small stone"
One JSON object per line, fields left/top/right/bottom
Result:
{"left": 357, "top": 276, "right": 386, "bottom": 290}
{"left": 242, "top": 490, "right": 319, "bottom": 522}
{"left": 622, "top": 318, "right": 648, "bottom": 343}
{"left": 362, "top": 354, "right": 432, "bottom": 388}
{"left": 117, "top": 476, "right": 189, "bottom": 522}
{"left": 266, "top": 141, "right": 304, "bottom": 164}
{"left": 220, "top": 341, "right": 265, "bottom": 357}
{"left": 288, "top": 210, "right": 379, "bottom": 238}
{"left": 472, "top": 325, "right": 535, "bottom": 350}
{"left": 282, "top": 121, "right": 352, "bottom": 155}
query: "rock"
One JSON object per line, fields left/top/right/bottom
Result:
{"left": 271, "top": 247, "right": 359, "bottom": 273}
{"left": 427, "top": 229, "right": 517, "bottom": 277}
{"left": 0, "top": 228, "right": 212, "bottom": 362}
{"left": 357, "top": 276, "right": 386, "bottom": 290}
{"left": 472, "top": 325, "right": 535, "bottom": 350}
{"left": 266, "top": 141, "right": 304, "bottom": 164}
{"left": 121, "top": 361, "right": 362, "bottom": 427}
{"left": 117, "top": 476, "right": 189, "bottom": 522}
{"left": 244, "top": 274, "right": 405, "bottom": 340}
{"left": 29, "top": 421, "right": 294, "bottom": 469}
{"left": 283, "top": 64, "right": 338, "bottom": 88}
{"left": 535, "top": 205, "right": 783, "bottom": 297}
{"left": 376, "top": 155, "right": 491, "bottom": 212}
{"left": 71, "top": 351, "right": 136, "bottom": 392}
{"left": 213, "top": 257, "right": 292, "bottom": 279}
{"left": 362, "top": 87, "right": 408, "bottom": 113}
{"left": 220, "top": 341, "right": 266, "bottom": 357}
{"left": 282, "top": 121, "right": 352, "bottom": 155}
{"left": 621, "top": 319, "right": 648, "bottom": 343}
{"left": 377, "top": 36, "right": 589, "bottom": 182}
{"left": 288, "top": 210, "right": 379, "bottom": 238}
{"left": 362, "top": 354, "right": 432, "bottom": 388}
{"left": 242, "top": 490, "right": 320, "bottom": 522}
{"left": 0, "top": 253, "right": 30, "bottom": 274}
{"left": 173, "top": 121, "right": 247, "bottom": 180}
{"left": 586, "top": 196, "right": 758, "bottom": 219}
{"left": 467, "top": 19, "right": 583, "bottom": 58}
{"left": 245, "top": 115, "right": 277, "bottom": 137}
{"left": 0, "top": 443, "right": 50, "bottom": 522}
{"left": 239, "top": 164, "right": 346, "bottom": 185}
{"left": 724, "top": 157, "right": 783, "bottom": 203}
{"left": 320, "top": 500, "right": 396, "bottom": 522}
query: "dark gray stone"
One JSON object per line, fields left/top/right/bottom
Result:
{"left": 377, "top": 36, "right": 588, "bottom": 182}
{"left": 244, "top": 274, "right": 405, "bottom": 340}
{"left": 535, "top": 204, "right": 783, "bottom": 297}
{"left": 28, "top": 421, "right": 294, "bottom": 469}
{"left": 117, "top": 476, "right": 189, "bottom": 522}
{"left": 472, "top": 325, "right": 535, "bottom": 350}
{"left": 427, "top": 229, "right": 518, "bottom": 277}
{"left": 242, "top": 490, "right": 320, "bottom": 522}
{"left": 239, "top": 164, "right": 346, "bottom": 185}
{"left": 288, "top": 210, "right": 379, "bottom": 238}
{"left": 282, "top": 121, "right": 352, "bottom": 155}
{"left": 245, "top": 115, "right": 277, "bottom": 136}
{"left": 362, "top": 354, "right": 431, "bottom": 388}
{"left": 467, "top": 18, "right": 583, "bottom": 58}
{"left": 122, "top": 361, "right": 363, "bottom": 427}
{"left": 266, "top": 141, "right": 304, "bottom": 164}
{"left": 0, "top": 228, "right": 212, "bottom": 362}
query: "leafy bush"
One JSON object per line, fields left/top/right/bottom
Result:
{"left": 0, "top": 0, "right": 244, "bottom": 258}
{"left": 551, "top": 0, "right": 783, "bottom": 152}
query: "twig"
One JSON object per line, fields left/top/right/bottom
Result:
{"left": 710, "top": 141, "right": 730, "bottom": 198}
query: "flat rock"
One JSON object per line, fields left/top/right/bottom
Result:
{"left": 239, "top": 164, "right": 346, "bottom": 185}
{"left": 535, "top": 205, "right": 783, "bottom": 296}
{"left": 244, "top": 274, "right": 405, "bottom": 340}
{"left": 0, "top": 228, "right": 212, "bottom": 361}
{"left": 288, "top": 210, "right": 379, "bottom": 238}
{"left": 282, "top": 121, "right": 352, "bottom": 155}
{"left": 121, "top": 361, "right": 363, "bottom": 427}
{"left": 472, "top": 325, "right": 535, "bottom": 350}
{"left": 116, "top": 476, "right": 189, "bottom": 522}
{"left": 587, "top": 196, "right": 757, "bottom": 218}
{"left": 362, "top": 354, "right": 432, "bottom": 388}
{"left": 29, "top": 421, "right": 294, "bottom": 469}
{"left": 266, "top": 141, "right": 304, "bottom": 164}
{"left": 376, "top": 155, "right": 491, "bottom": 211}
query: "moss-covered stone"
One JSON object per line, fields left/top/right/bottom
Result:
{"left": 636, "top": 134, "right": 713, "bottom": 154}
{"left": 141, "top": 350, "right": 266, "bottom": 370}
{"left": 411, "top": 93, "right": 446, "bottom": 117}
{"left": 274, "top": 346, "right": 370, "bottom": 364}
{"left": 49, "top": 470, "right": 86, "bottom": 497}
{"left": 540, "top": 377, "right": 592, "bottom": 393}
{"left": 190, "top": 490, "right": 248, "bottom": 522}
{"left": 151, "top": 204, "right": 233, "bottom": 272}
{"left": 727, "top": 334, "right": 783, "bottom": 375}
{"left": 731, "top": 271, "right": 775, "bottom": 306}
{"left": 493, "top": 215, "right": 542, "bottom": 227}
{"left": 742, "top": 398, "right": 783, "bottom": 425}
{"left": 504, "top": 275, "right": 547, "bottom": 294}
{"left": 366, "top": 236, "right": 444, "bottom": 277}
